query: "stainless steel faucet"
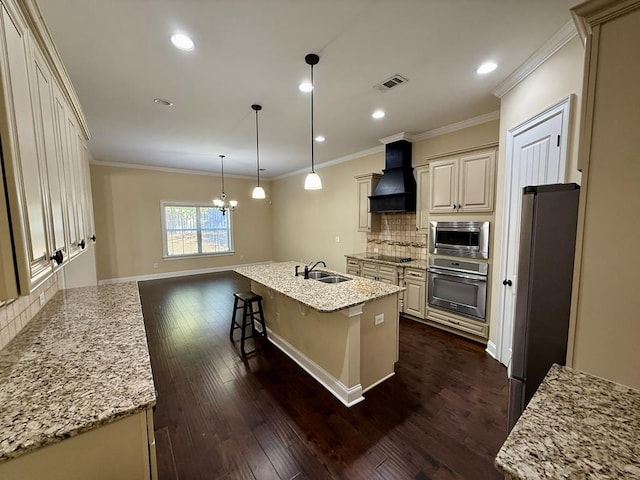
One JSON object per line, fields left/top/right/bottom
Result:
{"left": 304, "top": 260, "right": 327, "bottom": 279}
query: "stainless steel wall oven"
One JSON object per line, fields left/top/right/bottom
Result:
{"left": 427, "top": 257, "right": 488, "bottom": 320}
{"left": 429, "top": 221, "right": 490, "bottom": 259}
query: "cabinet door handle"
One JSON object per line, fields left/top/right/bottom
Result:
{"left": 90, "top": 234, "right": 96, "bottom": 242}
{"left": 503, "top": 279, "right": 513, "bottom": 287}
{"left": 78, "top": 239, "right": 86, "bottom": 249}
{"left": 50, "top": 250, "right": 64, "bottom": 265}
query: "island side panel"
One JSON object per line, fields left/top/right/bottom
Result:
{"left": 360, "top": 294, "right": 399, "bottom": 391}
{"left": 251, "top": 282, "right": 359, "bottom": 389}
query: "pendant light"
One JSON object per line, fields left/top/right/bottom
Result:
{"left": 212, "top": 154, "right": 237, "bottom": 215}
{"left": 251, "top": 104, "right": 266, "bottom": 199}
{"left": 304, "top": 53, "right": 322, "bottom": 190}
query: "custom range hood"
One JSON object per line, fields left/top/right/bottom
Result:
{"left": 369, "top": 135, "right": 416, "bottom": 212}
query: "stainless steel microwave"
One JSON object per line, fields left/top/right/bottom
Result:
{"left": 429, "top": 221, "right": 490, "bottom": 259}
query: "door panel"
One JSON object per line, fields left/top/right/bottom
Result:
{"left": 429, "top": 159, "right": 457, "bottom": 212}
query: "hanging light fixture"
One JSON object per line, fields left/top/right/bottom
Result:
{"left": 304, "top": 53, "right": 322, "bottom": 190}
{"left": 251, "top": 104, "right": 266, "bottom": 199}
{"left": 213, "top": 154, "right": 237, "bottom": 215}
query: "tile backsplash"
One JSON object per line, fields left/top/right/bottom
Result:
{"left": 366, "top": 212, "right": 427, "bottom": 261}
{"left": 0, "top": 274, "right": 60, "bottom": 350}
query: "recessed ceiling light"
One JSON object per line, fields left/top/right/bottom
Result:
{"left": 170, "top": 33, "right": 194, "bottom": 51}
{"left": 372, "top": 110, "right": 385, "bottom": 119}
{"left": 315, "top": 135, "right": 325, "bottom": 142}
{"left": 153, "top": 98, "right": 173, "bottom": 106}
{"left": 477, "top": 62, "right": 497, "bottom": 74}
{"left": 298, "top": 82, "right": 313, "bottom": 92}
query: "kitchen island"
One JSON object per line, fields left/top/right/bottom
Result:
{"left": 495, "top": 364, "right": 640, "bottom": 479}
{"left": 0, "top": 283, "right": 156, "bottom": 480}
{"left": 235, "top": 261, "right": 403, "bottom": 406}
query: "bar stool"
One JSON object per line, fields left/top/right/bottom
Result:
{"left": 229, "top": 292, "right": 268, "bottom": 357}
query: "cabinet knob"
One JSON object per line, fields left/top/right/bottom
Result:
{"left": 50, "top": 250, "right": 64, "bottom": 265}
{"left": 503, "top": 279, "right": 513, "bottom": 287}
{"left": 78, "top": 239, "right": 86, "bottom": 249}
{"left": 90, "top": 234, "right": 96, "bottom": 242}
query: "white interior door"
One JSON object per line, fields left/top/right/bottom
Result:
{"left": 497, "top": 97, "right": 572, "bottom": 368}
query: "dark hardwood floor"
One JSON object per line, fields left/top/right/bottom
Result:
{"left": 139, "top": 271, "right": 508, "bottom": 480}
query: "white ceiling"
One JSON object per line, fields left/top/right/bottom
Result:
{"left": 39, "top": 0, "right": 579, "bottom": 178}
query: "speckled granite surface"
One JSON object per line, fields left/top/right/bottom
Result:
{"left": 345, "top": 253, "right": 428, "bottom": 270}
{"left": 0, "top": 283, "right": 156, "bottom": 463}
{"left": 235, "top": 261, "right": 403, "bottom": 312}
{"left": 496, "top": 364, "right": 640, "bottom": 479}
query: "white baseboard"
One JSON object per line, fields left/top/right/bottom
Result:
{"left": 485, "top": 340, "right": 497, "bottom": 359}
{"left": 266, "top": 328, "right": 364, "bottom": 407}
{"left": 362, "top": 371, "right": 395, "bottom": 394}
{"left": 97, "top": 260, "right": 273, "bottom": 285}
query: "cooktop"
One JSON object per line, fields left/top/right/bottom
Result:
{"left": 364, "top": 255, "right": 413, "bottom": 263}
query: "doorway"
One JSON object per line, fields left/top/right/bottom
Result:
{"left": 496, "top": 95, "right": 573, "bottom": 368}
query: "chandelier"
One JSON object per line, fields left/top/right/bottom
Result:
{"left": 213, "top": 154, "right": 237, "bottom": 215}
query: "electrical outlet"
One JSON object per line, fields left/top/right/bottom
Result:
{"left": 335, "top": 236, "right": 340, "bottom": 243}
{"left": 39, "top": 292, "right": 45, "bottom": 306}
{"left": 373, "top": 247, "right": 379, "bottom": 253}
{"left": 375, "top": 313, "right": 384, "bottom": 325}
{"left": 153, "top": 263, "right": 158, "bottom": 269}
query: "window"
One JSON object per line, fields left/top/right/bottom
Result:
{"left": 161, "top": 202, "right": 233, "bottom": 257}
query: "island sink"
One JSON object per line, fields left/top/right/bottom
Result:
{"left": 317, "top": 275, "right": 351, "bottom": 284}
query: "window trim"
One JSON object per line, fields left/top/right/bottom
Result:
{"left": 160, "top": 201, "right": 234, "bottom": 259}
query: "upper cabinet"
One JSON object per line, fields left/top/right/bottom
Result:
{"left": 414, "top": 165, "right": 430, "bottom": 234}
{"left": 355, "top": 173, "right": 381, "bottom": 232}
{"left": 429, "top": 149, "right": 496, "bottom": 214}
{"left": 0, "top": 0, "right": 92, "bottom": 299}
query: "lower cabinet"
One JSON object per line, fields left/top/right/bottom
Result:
{"left": 0, "top": 409, "right": 157, "bottom": 480}
{"left": 346, "top": 258, "right": 360, "bottom": 276}
{"left": 403, "top": 268, "right": 426, "bottom": 319}
{"left": 426, "top": 307, "right": 489, "bottom": 340}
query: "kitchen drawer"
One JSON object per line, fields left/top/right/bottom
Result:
{"left": 404, "top": 268, "right": 426, "bottom": 281}
{"left": 346, "top": 268, "right": 359, "bottom": 276}
{"left": 346, "top": 258, "right": 360, "bottom": 267}
{"left": 427, "top": 308, "right": 488, "bottom": 337}
{"left": 362, "top": 261, "right": 379, "bottom": 271}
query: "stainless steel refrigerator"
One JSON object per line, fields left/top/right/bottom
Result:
{"left": 507, "top": 183, "right": 580, "bottom": 431}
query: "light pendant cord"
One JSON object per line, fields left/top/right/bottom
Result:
{"left": 255, "top": 109, "right": 260, "bottom": 186}
{"left": 220, "top": 154, "right": 225, "bottom": 195}
{"left": 310, "top": 63, "right": 315, "bottom": 173}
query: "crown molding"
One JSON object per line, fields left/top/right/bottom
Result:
{"left": 378, "top": 132, "right": 415, "bottom": 144}
{"left": 272, "top": 145, "right": 384, "bottom": 181}
{"left": 413, "top": 111, "right": 500, "bottom": 142}
{"left": 90, "top": 159, "right": 262, "bottom": 180}
{"left": 15, "top": 0, "right": 90, "bottom": 139}
{"left": 571, "top": 0, "right": 640, "bottom": 44}
{"left": 492, "top": 20, "right": 578, "bottom": 99}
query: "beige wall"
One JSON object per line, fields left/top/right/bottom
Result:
{"left": 271, "top": 152, "right": 383, "bottom": 271}
{"left": 91, "top": 164, "right": 273, "bottom": 281}
{"left": 271, "top": 121, "right": 499, "bottom": 273}
{"left": 568, "top": 8, "right": 640, "bottom": 389}
{"left": 488, "top": 36, "right": 585, "bottom": 347}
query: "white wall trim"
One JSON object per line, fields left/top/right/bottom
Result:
{"left": 97, "top": 260, "right": 273, "bottom": 285}
{"left": 361, "top": 372, "right": 395, "bottom": 394}
{"left": 272, "top": 145, "right": 384, "bottom": 181}
{"left": 378, "top": 132, "right": 415, "bottom": 144}
{"left": 485, "top": 340, "right": 497, "bottom": 359}
{"left": 266, "top": 329, "right": 365, "bottom": 407}
{"left": 90, "top": 159, "right": 261, "bottom": 181}
{"left": 413, "top": 111, "right": 500, "bottom": 142}
{"left": 492, "top": 20, "right": 578, "bottom": 99}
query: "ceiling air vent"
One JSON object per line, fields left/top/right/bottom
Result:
{"left": 375, "top": 74, "right": 408, "bottom": 91}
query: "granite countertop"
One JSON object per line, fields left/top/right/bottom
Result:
{"left": 345, "top": 252, "right": 428, "bottom": 270}
{"left": 235, "top": 261, "right": 404, "bottom": 313}
{"left": 0, "top": 283, "right": 156, "bottom": 463}
{"left": 495, "top": 364, "right": 640, "bottom": 479}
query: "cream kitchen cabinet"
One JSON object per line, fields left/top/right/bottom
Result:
{"left": 426, "top": 307, "right": 489, "bottom": 340}
{"left": 0, "top": 0, "right": 92, "bottom": 300}
{"left": 0, "top": 409, "right": 157, "bottom": 480}
{"left": 429, "top": 149, "right": 496, "bottom": 214}
{"left": 0, "top": 4, "right": 54, "bottom": 292}
{"left": 414, "top": 164, "right": 430, "bottom": 234}
{"left": 346, "top": 258, "right": 360, "bottom": 276}
{"left": 355, "top": 173, "right": 381, "bottom": 232}
{"left": 403, "top": 267, "right": 426, "bottom": 319}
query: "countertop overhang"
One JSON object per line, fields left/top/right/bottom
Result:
{"left": 495, "top": 364, "right": 640, "bottom": 479}
{"left": 235, "top": 261, "right": 403, "bottom": 312}
{"left": 0, "top": 283, "right": 156, "bottom": 463}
